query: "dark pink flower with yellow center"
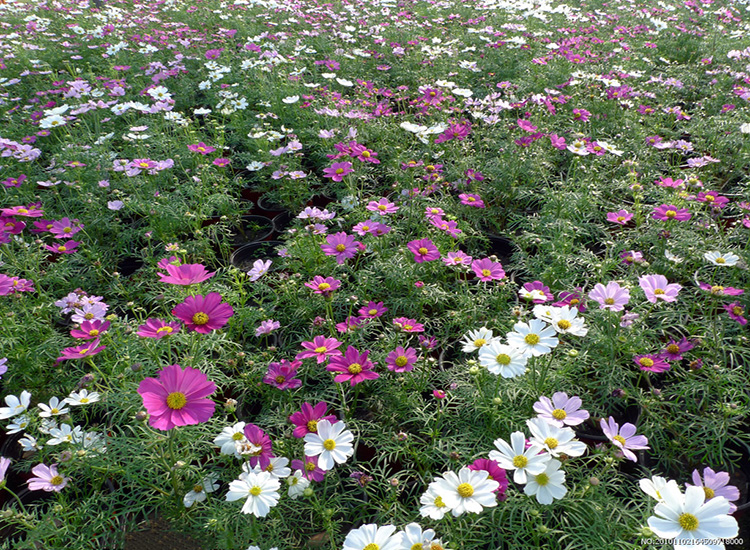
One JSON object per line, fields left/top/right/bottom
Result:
{"left": 158, "top": 263, "right": 215, "bottom": 286}
{"left": 385, "top": 346, "right": 418, "bottom": 372}
{"left": 724, "top": 302, "right": 747, "bottom": 325}
{"left": 138, "top": 364, "right": 216, "bottom": 431}
{"left": 263, "top": 360, "right": 302, "bottom": 390}
{"left": 292, "top": 455, "right": 326, "bottom": 481}
{"left": 1, "top": 204, "right": 44, "bottom": 218}
{"left": 172, "top": 293, "right": 234, "bottom": 334}
{"left": 289, "top": 402, "right": 338, "bottom": 439}
{"left": 459, "top": 193, "right": 485, "bottom": 208}
{"left": 606, "top": 210, "right": 633, "bottom": 225}
{"left": 326, "top": 346, "right": 378, "bottom": 386}
{"left": 471, "top": 258, "right": 506, "bottom": 282}
{"left": 242, "top": 424, "right": 274, "bottom": 469}
{"left": 305, "top": 276, "right": 341, "bottom": 296}
{"left": 696, "top": 191, "right": 728, "bottom": 208}
{"left": 70, "top": 320, "right": 110, "bottom": 340}
{"left": 633, "top": 354, "right": 670, "bottom": 373}
{"left": 187, "top": 142, "right": 215, "bottom": 155}
{"left": 322, "top": 161, "right": 353, "bottom": 182}
{"left": 407, "top": 238, "right": 440, "bottom": 263}
{"left": 358, "top": 301, "right": 388, "bottom": 318}
{"left": 392, "top": 317, "right": 425, "bottom": 333}
{"left": 296, "top": 335, "right": 343, "bottom": 363}
{"left": 137, "top": 318, "right": 181, "bottom": 339}
{"left": 49, "top": 218, "right": 83, "bottom": 239}
{"left": 659, "top": 338, "right": 694, "bottom": 361}
{"left": 366, "top": 198, "right": 398, "bottom": 215}
{"left": 652, "top": 204, "right": 691, "bottom": 221}
{"left": 320, "top": 232, "right": 361, "bottom": 264}
{"left": 698, "top": 282, "right": 743, "bottom": 296}
{"left": 44, "top": 240, "right": 81, "bottom": 255}
{"left": 56, "top": 339, "right": 106, "bottom": 362}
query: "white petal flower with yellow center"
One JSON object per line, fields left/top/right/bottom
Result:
{"left": 548, "top": 306, "right": 588, "bottom": 337}
{"left": 524, "top": 459, "right": 568, "bottom": 505}
{"left": 286, "top": 470, "right": 310, "bottom": 500}
{"left": 183, "top": 475, "right": 219, "bottom": 508}
{"left": 489, "top": 431, "right": 549, "bottom": 484}
{"left": 478, "top": 340, "right": 527, "bottom": 378}
{"left": 639, "top": 475, "right": 680, "bottom": 503}
{"left": 419, "top": 482, "right": 450, "bottom": 520}
{"left": 526, "top": 418, "right": 586, "bottom": 457}
{"left": 303, "top": 419, "right": 354, "bottom": 470}
{"left": 433, "top": 467, "right": 499, "bottom": 517}
{"left": 213, "top": 422, "right": 247, "bottom": 458}
{"left": 225, "top": 471, "right": 280, "bottom": 517}
{"left": 461, "top": 327, "right": 495, "bottom": 353}
{"left": 342, "top": 523, "right": 402, "bottom": 550}
{"left": 704, "top": 251, "right": 739, "bottom": 266}
{"left": 506, "top": 320, "right": 559, "bottom": 357}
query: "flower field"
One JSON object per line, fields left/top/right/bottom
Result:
{"left": 0, "top": 0, "right": 749, "bottom": 548}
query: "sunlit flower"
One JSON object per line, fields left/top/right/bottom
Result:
{"left": 303, "top": 419, "right": 354, "bottom": 470}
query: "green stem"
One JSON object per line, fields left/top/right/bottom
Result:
{"left": 3, "top": 486, "right": 28, "bottom": 515}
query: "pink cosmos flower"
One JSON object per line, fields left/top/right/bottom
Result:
{"left": 320, "top": 232, "right": 361, "bottom": 264}
{"left": 56, "top": 338, "right": 106, "bottom": 362}
{"left": 620, "top": 250, "right": 644, "bottom": 265}
{"left": 572, "top": 108, "right": 591, "bottom": 122}
{"left": 336, "top": 316, "right": 367, "bottom": 334}
{"left": 366, "top": 198, "right": 399, "bottom": 215}
{"left": 137, "top": 364, "right": 216, "bottom": 431}
{"left": 652, "top": 205, "right": 691, "bottom": 221}
{"left": 1, "top": 204, "right": 44, "bottom": 218}
{"left": 655, "top": 177, "right": 684, "bottom": 188}
{"left": 358, "top": 301, "right": 388, "bottom": 318}
{"left": 606, "top": 210, "right": 633, "bottom": 225}
{"left": 392, "top": 317, "right": 425, "bottom": 333}
{"left": 443, "top": 251, "right": 473, "bottom": 267}
{"left": 323, "top": 161, "right": 353, "bottom": 182}
{"left": 589, "top": 282, "right": 630, "bottom": 311}
{"left": 533, "top": 392, "right": 589, "bottom": 428}
{"left": 429, "top": 216, "right": 462, "bottom": 238}
{"left": 638, "top": 274, "right": 681, "bottom": 303}
{"left": 296, "top": 336, "right": 343, "bottom": 363}
{"left": 213, "top": 158, "right": 230, "bottom": 167}
{"left": 352, "top": 221, "right": 377, "bottom": 235}
{"left": 407, "top": 239, "right": 440, "bottom": 263}
{"left": 289, "top": 402, "right": 338, "bottom": 439}
{"left": 698, "top": 282, "right": 743, "bottom": 297}
{"left": 459, "top": 193, "right": 485, "bottom": 208}
{"left": 305, "top": 276, "right": 341, "bottom": 296}
{"left": 158, "top": 263, "right": 215, "bottom": 285}
{"left": 600, "top": 416, "right": 649, "bottom": 462}
{"left": 633, "top": 354, "right": 670, "bottom": 373}
{"left": 385, "top": 346, "right": 419, "bottom": 372}
{"left": 255, "top": 319, "right": 280, "bottom": 337}
{"left": 263, "top": 360, "right": 302, "bottom": 390}
{"left": 1, "top": 217, "right": 25, "bottom": 234}
{"left": 27, "top": 463, "right": 68, "bottom": 492}
{"left": 187, "top": 142, "right": 216, "bottom": 155}
{"left": 553, "top": 291, "right": 586, "bottom": 312}
{"left": 326, "top": 346, "right": 379, "bottom": 386}
{"left": 471, "top": 258, "right": 506, "bottom": 281}
{"left": 660, "top": 338, "right": 694, "bottom": 361}
{"left": 70, "top": 320, "right": 110, "bottom": 340}
{"left": 424, "top": 206, "right": 445, "bottom": 218}
{"left": 172, "top": 293, "right": 234, "bottom": 333}
{"left": 242, "top": 424, "right": 274, "bottom": 469}
{"left": 686, "top": 467, "right": 740, "bottom": 513}
{"left": 696, "top": 191, "right": 728, "bottom": 208}
{"left": 137, "top": 318, "right": 181, "bottom": 339}
{"left": 292, "top": 455, "right": 326, "bottom": 482}
{"left": 44, "top": 240, "right": 81, "bottom": 254}
{"left": 724, "top": 302, "right": 747, "bottom": 325}
{"left": 49, "top": 218, "right": 83, "bottom": 238}
{"left": 434, "top": 121, "right": 471, "bottom": 143}
{"left": 351, "top": 144, "right": 379, "bottom": 163}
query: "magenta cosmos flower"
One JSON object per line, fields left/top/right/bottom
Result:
{"left": 358, "top": 301, "right": 388, "bottom": 318}
{"left": 392, "top": 317, "right": 425, "bottom": 333}
{"left": 326, "top": 346, "right": 379, "bottom": 386}
{"left": 242, "top": 424, "right": 274, "bottom": 469}
{"left": 366, "top": 198, "right": 399, "bottom": 215}
{"left": 686, "top": 467, "right": 740, "bottom": 513}
{"left": 137, "top": 364, "right": 216, "bottom": 431}
{"left": 638, "top": 274, "right": 681, "bottom": 303}
{"left": 533, "top": 392, "right": 589, "bottom": 428}
{"left": 296, "top": 335, "right": 343, "bottom": 363}
{"left": 158, "top": 263, "right": 215, "bottom": 285}
{"left": 187, "top": 142, "right": 215, "bottom": 155}
{"left": 292, "top": 455, "right": 326, "bottom": 481}
{"left": 305, "top": 276, "right": 341, "bottom": 296}
{"left": 137, "top": 318, "right": 181, "bottom": 339}
{"left": 589, "top": 282, "right": 630, "bottom": 311}
{"left": 263, "top": 360, "right": 302, "bottom": 390}
{"left": 459, "top": 193, "right": 485, "bottom": 208}
{"left": 660, "top": 338, "right": 694, "bottom": 361}
{"left": 44, "top": 240, "right": 81, "bottom": 254}
{"left": 323, "top": 161, "right": 353, "bottom": 182}
{"left": 606, "top": 210, "right": 633, "bottom": 225}
{"left": 289, "top": 402, "right": 338, "bottom": 439}
{"left": 27, "top": 463, "right": 68, "bottom": 492}
{"left": 724, "top": 302, "right": 747, "bottom": 325}
{"left": 320, "top": 232, "right": 361, "bottom": 264}
{"left": 471, "top": 258, "right": 506, "bottom": 282}
{"left": 633, "top": 354, "right": 670, "bottom": 373}
{"left": 652, "top": 204, "right": 691, "bottom": 221}
{"left": 600, "top": 416, "right": 649, "bottom": 462}
{"left": 70, "top": 320, "right": 110, "bottom": 340}
{"left": 172, "top": 293, "right": 234, "bottom": 333}
{"left": 385, "top": 346, "right": 419, "bottom": 372}
{"left": 49, "top": 218, "right": 83, "bottom": 238}
{"left": 407, "top": 239, "right": 440, "bottom": 263}
{"left": 56, "top": 338, "right": 106, "bottom": 362}
{"left": 698, "top": 282, "right": 743, "bottom": 297}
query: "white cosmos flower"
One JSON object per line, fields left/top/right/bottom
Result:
{"left": 461, "top": 327, "right": 495, "bottom": 353}
{"left": 665, "top": 250, "right": 684, "bottom": 264}
{"left": 247, "top": 456, "right": 291, "bottom": 479}
{"left": 6, "top": 415, "right": 30, "bottom": 434}
{"left": 0, "top": 391, "right": 31, "bottom": 420}
{"left": 647, "top": 485, "right": 738, "bottom": 549}
{"left": 63, "top": 389, "right": 100, "bottom": 406}
{"left": 433, "top": 467, "right": 499, "bottom": 517}
{"left": 225, "top": 471, "right": 280, "bottom": 517}
{"left": 397, "top": 522, "right": 437, "bottom": 550}
{"left": 183, "top": 475, "right": 219, "bottom": 507}
{"left": 506, "top": 319, "right": 559, "bottom": 357}
{"left": 740, "top": 122, "right": 750, "bottom": 134}
{"left": 213, "top": 422, "right": 247, "bottom": 457}
{"left": 282, "top": 95, "right": 299, "bottom": 104}
{"left": 478, "top": 340, "right": 527, "bottom": 378}
{"left": 419, "top": 482, "right": 450, "bottom": 520}
{"left": 532, "top": 304, "right": 559, "bottom": 323}
{"left": 489, "top": 431, "right": 549, "bottom": 484}
{"left": 336, "top": 78, "right": 354, "bottom": 87}
{"left": 38, "top": 397, "right": 69, "bottom": 418}
{"left": 549, "top": 306, "right": 588, "bottom": 337}
{"left": 342, "top": 524, "right": 402, "bottom": 550}
{"left": 704, "top": 251, "right": 740, "bottom": 266}
{"left": 286, "top": 470, "right": 310, "bottom": 499}
{"left": 303, "top": 419, "right": 354, "bottom": 470}
{"left": 526, "top": 418, "right": 586, "bottom": 457}
{"left": 640, "top": 475, "right": 680, "bottom": 503}
{"left": 524, "top": 459, "right": 568, "bottom": 505}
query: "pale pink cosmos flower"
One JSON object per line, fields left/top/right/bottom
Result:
{"left": 600, "top": 417, "right": 649, "bottom": 462}
{"left": 27, "top": 463, "right": 69, "bottom": 492}
{"left": 638, "top": 274, "right": 681, "bottom": 303}
{"left": 533, "top": 392, "right": 590, "bottom": 428}
{"left": 588, "top": 282, "right": 630, "bottom": 311}
{"left": 686, "top": 467, "right": 740, "bottom": 513}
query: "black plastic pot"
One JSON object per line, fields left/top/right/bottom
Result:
{"left": 229, "top": 215, "right": 274, "bottom": 248}
{"left": 229, "top": 240, "right": 283, "bottom": 272}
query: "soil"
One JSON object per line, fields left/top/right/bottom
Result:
{"left": 124, "top": 517, "right": 205, "bottom": 550}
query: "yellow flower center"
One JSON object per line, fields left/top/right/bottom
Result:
{"left": 653, "top": 288, "right": 665, "bottom": 295}
{"left": 88, "top": 329, "right": 100, "bottom": 337}
{"left": 544, "top": 437, "right": 559, "bottom": 449}
{"left": 711, "top": 286, "right": 724, "bottom": 294}
{"left": 482, "top": 269, "right": 491, "bottom": 277}
{"left": 426, "top": 165, "right": 435, "bottom": 171}
{"left": 80, "top": 398, "right": 89, "bottom": 403}
{"left": 318, "top": 283, "right": 331, "bottom": 290}
{"left": 666, "top": 344, "right": 680, "bottom": 354}
{"left": 639, "top": 358, "right": 654, "bottom": 367}
{"left": 78, "top": 348, "right": 91, "bottom": 355}
{"left": 395, "top": 356, "right": 408, "bottom": 367}
{"left": 535, "top": 473, "right": 550, "bottom": 486}
{"left": 705, "top": 195, "right": 715, "bottom": 202}
{"left": 513, "top": 455, "right": 528, "bottom": 468}
{"left": 335, "top": 244, "right": 346, "bottom": 252}
{"left": 678, "top": 513, "right": 699, "bottom": 531}
{"left": 58, "top": 245, "right": 67, "bottom": 252}
{"left": 139, "top": 162, "right": 150, "bottom": 168}
{"left": 265, "top": 463, "right": 274, "bottom": 472}
{"left": 275, "top": 375, "right": 286, "bottom": 384}
{"left": 474, "top": 338, "right": 487, "bottom": 348}
{"left": 363, "top": 545, "right": 379, "bottom": 550}
{"left": 434, "top": 496, "right": 446, "bottom": 508}
{"left": 232, "top": 432, "right": 244, "bottom": 441}
{"left": 613, "top": 435, "right": 626, "bottom": 446}
{"left": 733, "top": 306, "right": 744, "bottom": 316}
{"left": 305, "top": 462, "right": 316, "bottom": 471}
{"left": 368, "top": 309, "right": 378, "bottom": 316}
{"left": 314, "top": 346, "right": 328, "bottom": 354}
{"left": 362, "top": 151, "right": 371, "bottom": 158}
{"left": 307, "top": 420, "right": 318, "bottom": 432}
{"left": 552, "top": 409, "right": 567, "bottom": 420}
{"left": 63, "top": 227, "right": 72, "bottom": 233}
{"left": 194, "top": 484, "right": 203, "bottom": 492}
{"left": 616, "top": 216, "right": 625, "bottom": 222}
{"left": 250, "top": 486, "right": 262, "bottom": 496}
{"left": 496, "top": 354, "right": 511, "bottom": 365}
{"left": 403, "top": 325, "right": 413, "bottom": 330}
{"left": 665, "top": 210, "right": 677, "bottom": 218}
{"left": 323, "top": 439, "right": 336, "bottom": 451}
{"left": 50, "top": 475, "right": 64, "bottom": 486}
{"left": 412, "top": 544, "right": 423, "bottom": 550}
{"left": 715, "top": 257, "right": 726, "bottom": 264}
{"left": 156, "top": 326, "right": 173, "bottom": 334}
{"left": 525, "top": 334, "right": 540, "bottom": 345}
{"left": 457, "top": 483, "right": 474, "bottom": 498}
{"left": 557, "top": 320, "right": 571, "bottom": 330}
{"left": 192, "top": 312, "right": 209, "bottom": 325}
{"left": 418, "top": 247, "right": 429, "bottom": 255}
{"left": 166, "top": 392, "right": 187, "bottom": 410}
{"left": 50, "top": 408, "right": 59, "bottom": 414}
{"left": 347, "top": 363, "right": 363, "bottom": 374}
{"left": 335, "top": 168, "right": 344, "bottom": 175}
{"left": 18, "top": 208, "right": 29, "bottom": 214}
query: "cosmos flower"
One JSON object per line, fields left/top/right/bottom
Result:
{"left": 638, "top": 274, "right": 682, "bottom": 303}
{"left": 171, "top": 293, "right": 234, "bottom": 334}
{"left": 158, "top": 263, "right": 215, "bottom": 285}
